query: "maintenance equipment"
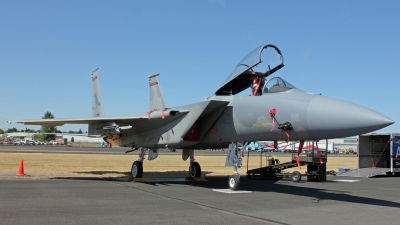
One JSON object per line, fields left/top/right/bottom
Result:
{"left": 337, "top": 133, "right": 400, "bottom": 178}
{"left": 246, "top": 142, "right": 327, "bottom": 182}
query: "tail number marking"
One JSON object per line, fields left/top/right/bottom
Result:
{"left": 149, "top": 82, "right": 158, "bottom": 86}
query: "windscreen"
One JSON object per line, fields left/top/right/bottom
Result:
{"left": 263, "top": 77, "right": 297, "bottom": 94}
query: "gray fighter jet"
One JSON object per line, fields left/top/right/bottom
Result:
{"left": 11, "top": 44, "right": 394, "bottom": 190}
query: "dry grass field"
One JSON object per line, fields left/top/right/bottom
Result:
{"left": 0, "top": 150, "right": 357, "bottom": 179}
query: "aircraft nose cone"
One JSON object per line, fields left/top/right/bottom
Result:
{"left": 306, "top": 96, "right": 394, "bottom": 139}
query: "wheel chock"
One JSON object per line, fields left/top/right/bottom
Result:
{"left": 133, "top": 178, "right": 147, "bottom": 182}
{"left": 185, "top": 177, "right": 205, "bottom": 181}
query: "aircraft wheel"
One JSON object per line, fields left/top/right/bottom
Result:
{"left": 291, "top": 171, "right": 301, "bottom": 182}
{"left": 247, "top": 174, "right": 252, "bottom": 179}
{"left": 386, "top": 172, "right": 393, "bottom": 176}
{"left": 394, "top": 173, "right": 400, "bottom": 177}
{"left": 229, "top": 173, "right": 240, "bottom": 191}
{"left": 189, "top": 162, "right": 201, "bottom": 179}
{"left": 131, "top": 161, "right": 143, "bottom": 178}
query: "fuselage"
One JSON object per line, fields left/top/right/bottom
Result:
{"left": 112, "top": 88, "right": 393, "bottom": 149}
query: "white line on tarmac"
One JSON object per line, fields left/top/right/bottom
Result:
{"left": 212, "top": 189, "right": 252, "bottom": 194}
{"left": 332, "top": 179, "right": 361, "bottom": 182}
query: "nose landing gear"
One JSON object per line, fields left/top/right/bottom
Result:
{"left": 225, "top": 142, "right": 244, "bottom": 191}
{"left": 229, "top": 173, "right": 240, "bottom": 190}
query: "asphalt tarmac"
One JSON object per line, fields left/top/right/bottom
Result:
{"left": 1, "top": 145, "right": 395, "bottom": 225}
{"left": 1, "top": 176, "right": 399, "bottom": 225}
{"left": 0, "top": 174, "right": 400, "bottom": 221}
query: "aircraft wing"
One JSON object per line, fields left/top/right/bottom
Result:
{"left": 12, "top": 116, "right": 138, "bottom": 126}
{"left": 11, "top": 109, "right": 189, "bottom": 127}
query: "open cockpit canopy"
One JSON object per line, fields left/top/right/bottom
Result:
{"left": 215, "top": 44, "right": 284, "bottom": 95}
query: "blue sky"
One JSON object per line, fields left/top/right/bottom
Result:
{"left": 0, "top": 1, "right": 399, "bottom": 134}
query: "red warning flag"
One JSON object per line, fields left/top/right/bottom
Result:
{"left": 269, "top": 108, "right": 276, "bottom": 131}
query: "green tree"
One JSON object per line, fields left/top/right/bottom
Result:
{"left": 33, "top": 134, "right": 43, "bottom": 141}
{"left": 24, "top": 128, "right": 36, "bottom": 133}
{"left": 40, "top": 111, "right": 57, "bottom": 141}
{"left": 71, "top": 137, "right": 75, "bottom": 143}
{"left": 6, "top": 127, "right": 18, "bottom": 133}
{"left": 0, "top": 129, "right": 4, "bottom": 134}
{"left": 78, "top": 128, "right": 82, "bottom": 134}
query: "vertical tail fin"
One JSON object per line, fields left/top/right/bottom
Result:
{"left": 91, "top": 68, "right": 105, "bottom": 117}
{"left": 148, "top": 73, "right": 166, "bottom": 110}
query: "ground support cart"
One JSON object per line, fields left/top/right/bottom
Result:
{"left": 246, "top": 147, "right": 328, "bottom": 182}
{"left": 298, "top": 151, "right": 327, "bottom": 182}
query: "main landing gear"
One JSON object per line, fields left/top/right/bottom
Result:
{"left": 129, "top": 148, "right": 202, "bottom": 181}
{"left": 130, "top": 148, "right": 145, "bottom": 179}
{"left": 131, "top": 161, "right": 143, "bottom": 178}
{"left": 130, "top": 148, "right": 159, "bottom": 179}
{"left": 187, "top": 150, "right": 201, "bottom": 180}
{"left": 189, "top": 162, "right": 201, "bottom": 179}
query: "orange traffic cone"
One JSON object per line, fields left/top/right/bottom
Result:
{"left": 17, "top": 159, "right": 25, "bottom": 176}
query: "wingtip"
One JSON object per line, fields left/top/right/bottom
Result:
{"left": 148, "top": 73, "right": 160, "bottom": 78}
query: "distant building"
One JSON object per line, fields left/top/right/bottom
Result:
{"left": 5, "top": 132, "right": 103, "bottom": 143}
{"left": 4, "top": 132, "right": 36, "bottom": 139}
{"left": 263, "top": 138, "right": 358, "bottom": 153}
{"left": 59, "top": 134, "right": 103, "bottom": 143}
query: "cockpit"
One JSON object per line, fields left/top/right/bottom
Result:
{"left": 263, "top": 77, "right": 297, "bottom": 94}
{"left": 214, "top": 44, "right": 297, "bottom": 96}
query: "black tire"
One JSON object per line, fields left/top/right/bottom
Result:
{"left": 247, "top": 174, "right": 252, "bottom": 179}
{"left": 229, "top": 173, "right": 240, "bottom": 191}
{"left": 386, "top": 172, "right": 393, "bottom": 176}
{"left": 291, "top": 171, "right": 301, "bottom": 182}
{"left": 189, "top": 162, "right": 201, "bottom": 179}
{"left": 131, "top": 161, "right": 143, "bottom": 178}
{"left": 394, "top": 173, "right": 400, "bottom": 177}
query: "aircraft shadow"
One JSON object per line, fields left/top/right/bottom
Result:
{"left": 237, "top": 177, "right": 400, "bottom": 209}
{"left": 73, "top": 171, "right": 129, "bottom": 175}
{"left": 50, "top": 170, "right": 213, "bottom": 181}
{"left": 128, "top": 174, "right": 400, "bottom": 209}
{"left": 252, "top": 181, "right": 400, "bottom": 209}
{"left": 50, "top": 171, "right": 400, "bottom": 209}
{"left": 72, "top": 170, "right": 212, "bottom": 177}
